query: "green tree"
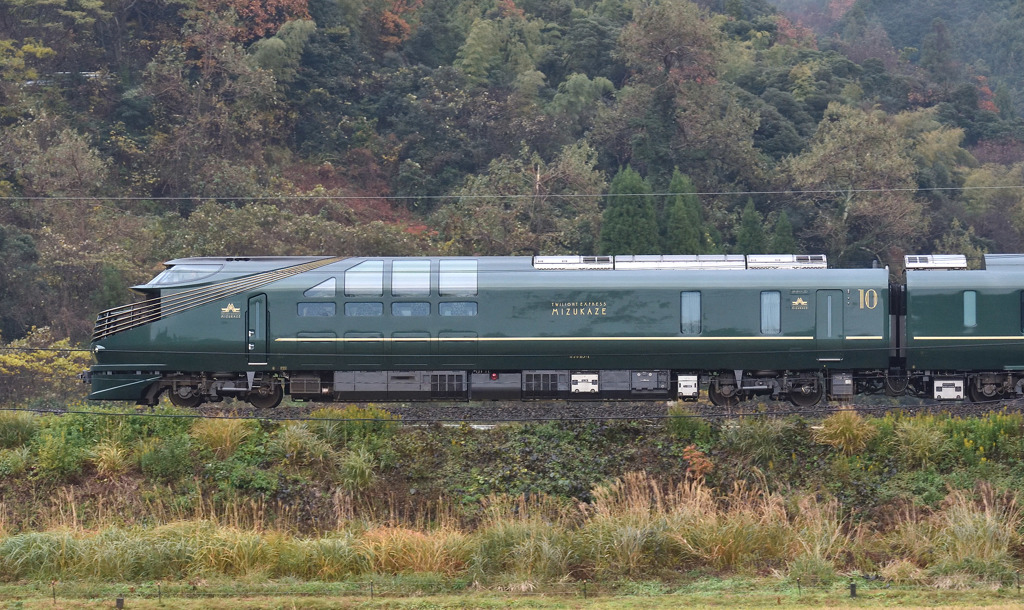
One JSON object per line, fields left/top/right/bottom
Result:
{"left": 786, "top": 103, "right": 924, "bottom": 267}
{"left": 599, "top": 166, "right": 657, "bottom": 255}
{"left": 662, "top": 169, "right": 703, "bottom": 254}
{"left": 432, "top": 143, "right": 606, "bottom": 256}
{"left": 768, "top": 210, "right": 799, "bottom": 254}
{"left": 734, "top": 199, "right": 767, "bottom": 254}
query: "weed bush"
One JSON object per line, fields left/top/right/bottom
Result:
{"left": 666, "top": 405, "right": 716, "bottom": 447}
{"left": 137, "top": 435, "right": 194, "bottom": 482}
{"left": 0, "top": 446, "right": 29, "bottom": 477}
{"left": 721, "top": 417, "right": 796, "bottom": 468}
{"left": 307, "top": 404, "right": 400, "bottom": 449}
{"left": 815, "top": 411, "right": 877, "bottom": 456}
{"left": 273, "top": 422, "right": 335, "bottom": 469}
{"left": 90, "top": 439, "right": 129, "bottom": 478}
{"left": 33, "top": 428, "right": 86, "bottom": 480}
{"left": 894, "top": 417, "right": 948, "bottom": 468}
{"left": 337, "top": 444, "right": 378, "bottom": 491}
{"left": 0, "top": 411, "right": 38, "bottom": 448}
{"left": 190, "top": 417, "right": 254, "bottom": 459}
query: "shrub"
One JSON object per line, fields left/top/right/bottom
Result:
{"left": 787, "top": 553, "right": 838, "bottom": 585}
{"left": 721, "top": 417, "right": 795, "bottom": 467}
{"left": 666, "top": 405, "right": 716, "bottom": 446}
{"left": 307, "top": 405, "right": 400, "bottom": 449}
{"left": 880, "top": 558, "right": 927, "bottom": 584}
{"left": 90, "top": 439, "right": 129, "bottom": 478}
{"left": 273, "top": 422, "right": 335, "bottom": 469}
{"left": 894, "top": 417, "right": 948, "bottom": 468}
{"left": 137, "top": 435, "right": 194, "bottom": 482}
{"left": 337, "top": 444, "right": 377, "bottom": 491}
{"left": 0, "top": 446, "right": 29, "bottom": 477}
{"left": 0, "top": 411, "right": 38, "bottom": 448}
{"left": 33, "top": 428, "right": 86, "bottom": 481}
{"left": 362, "top": 526, "right": 470, "bottom": 576}
{"left": 190, "top": 417, "right": 254, "bottom": 459}
{"left": 815, "top": 411, "right": 877, "bottom": 456}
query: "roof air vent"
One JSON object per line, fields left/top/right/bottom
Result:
{"left": 904, "top": 254, "right": 968, "bottom": 270}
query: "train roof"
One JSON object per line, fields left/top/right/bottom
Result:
{"left": 135, "top": 254, "right": 890, "bottom": 292}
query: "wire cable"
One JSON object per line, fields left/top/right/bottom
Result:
{"left": 2, "top": 184, "right": 1024, "bottom": 203}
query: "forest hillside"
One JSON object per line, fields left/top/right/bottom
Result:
{"left": 1, "top": 0, "right": 1023, "bottom": 346}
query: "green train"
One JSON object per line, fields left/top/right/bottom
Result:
{"left": 82, "top": 253, "right": 1024, "bottom": 408}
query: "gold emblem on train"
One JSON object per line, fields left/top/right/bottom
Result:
{"left": 221, "top": 303, "right": 242, "bottom": 319}
{"left": 791, "top": 297, "right": 808, "bottom": 310}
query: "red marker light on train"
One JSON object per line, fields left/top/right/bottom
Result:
{"left": 490, "top": 373, "right": 499, "bottom": 381}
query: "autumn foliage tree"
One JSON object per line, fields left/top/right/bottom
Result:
{"left": 198, "top": 0, "right": 310, "bottom": 41}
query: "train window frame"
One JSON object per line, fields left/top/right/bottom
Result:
{"left": 439, "top": 260, "right": 478, "bottom": 296}
{"left": 761, "top": 291, "right": 782, "bottom": 335}
{"left": 680, "top": 291, "right": 701, "bottom": 335}
{"left": 344, "top": 261, "right": 384, "bottom": 296}
{"left": 148, "top": 263, "right": 222, "bottom": 285}
{"left": 344, "top": 302, "right": 384, "bottom": 317}
{"left": 303, "top": 277, "right": 336, "bottom": 298}
{"left": 297, "top": 302, "right": 336, "bottom": 317}
{"left": 439, "top": 302, "right": 478, "bottom": 317}
{"left": 392, "top": 302, "right": 430, "bottom": 317}
{"left": 392, "top": 260, "right": 431, "bottom": 296}
{"left": 964, "top": 290, "right": 977, "bottom": 328}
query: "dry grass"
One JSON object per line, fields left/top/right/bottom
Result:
{"left": 190, "top": 417, "right": 254, "bottom": 459}
{"left": 814, "top": 411, "right": 877, "bottom": 456}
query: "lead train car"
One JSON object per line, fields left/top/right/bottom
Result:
{"left": 86, "top": 254, "right": 892, "bottom": 408}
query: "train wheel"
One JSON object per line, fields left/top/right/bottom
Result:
{"left": 708, "top": 373, "right": 741, "bottom": 407}
{"left": 968, "top": 381, "right": 1000, "bottom": 404}
{"left": 169, "top": 386, "right": 203, "bottom": 408}
{"left": 788, "top": 380, "right": 824, "bottom": 408}
{"left": 247, "top": 383, "right": 283, "bottom": 409}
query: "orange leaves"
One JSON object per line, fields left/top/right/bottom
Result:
{"left": 199, "top": 0, "right": 311, "bottom": 41}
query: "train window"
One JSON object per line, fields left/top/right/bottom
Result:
{"left": 344, "top": 261, "right": 384, "bottom": 296}
{"left": 680, "top": 292, "right": 701, "bottom": 335}
{"left": 439, "top": 260, "right": 478, "bottom": 296}
{"left": 392, "top": 302, "right": 430, "bottom": 317}
{"left": 148, "top": 263, "right": 221, "bottom": 285}
{"left": 393, "top": 260, "right": 431, "bottom": 296}
{"left": 964, "top": 291, "right": 977, "bottom": 328}
{"left": 761, "top": 291, "right": 781, "bottom": 335}
{"left": 439, "top": 302, "right": 478, "bottom": 316}
{"left": 304, "top": 277, "right": 336, "bottom": 298}
{"left": 344, "top": 302, "right": 383, "bottom": 317}
{"left": 298, "top": 302, "right": 336, "bottom": 317}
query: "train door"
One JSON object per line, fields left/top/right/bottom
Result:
{"left": 247, "top": 294, "right": 268, "bottom": 365}
{"left": 815, "top": 289, "right": 844, "bottom": 362}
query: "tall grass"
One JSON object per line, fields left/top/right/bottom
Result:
{"left": 0, "top": 411, "right": 38, "bottom": 448}
{"left": 815, "top": 411, "right": 877, "bottom": 456}
{"left": 0, "top": 480, "right": 1020, "bottom": 584}
{"left": 190, "top": 417, "right": 254, "bottom": 459}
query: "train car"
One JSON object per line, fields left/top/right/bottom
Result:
{"left": 904, "top": 254, "right": 1024, "bottom": 402}
{"left": 85, "top": 253, "right": 892, "bottom": 408}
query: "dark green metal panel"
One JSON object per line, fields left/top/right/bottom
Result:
{"left": 907, "top": 269, "right": 1024, "bottom": 370}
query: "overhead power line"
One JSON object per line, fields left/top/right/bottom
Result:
{"left": 2, "top": 184, "right": 1024, "bottom": 203}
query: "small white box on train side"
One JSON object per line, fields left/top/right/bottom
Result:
{"left": 677, "top": 375, "right": 699, "bottom": 399}
{"left": 934, "top": 378, "right": 964, "bottom": 400}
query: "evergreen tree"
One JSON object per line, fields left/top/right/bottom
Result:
{"left": 599, "top": 166, "right": 658, "bottom": 255}
{"left": 663, "top": 169, "right": 703, "bottom": 254}
{"left": 768, "top": 210, "right": 798, "bottom": 254}
{"left": 734, "top": 199, "right": 767, "bottom": 254}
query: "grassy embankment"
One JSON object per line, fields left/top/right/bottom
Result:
{"left": 2, "top": 401, "right": 1024, "bottom": 600}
